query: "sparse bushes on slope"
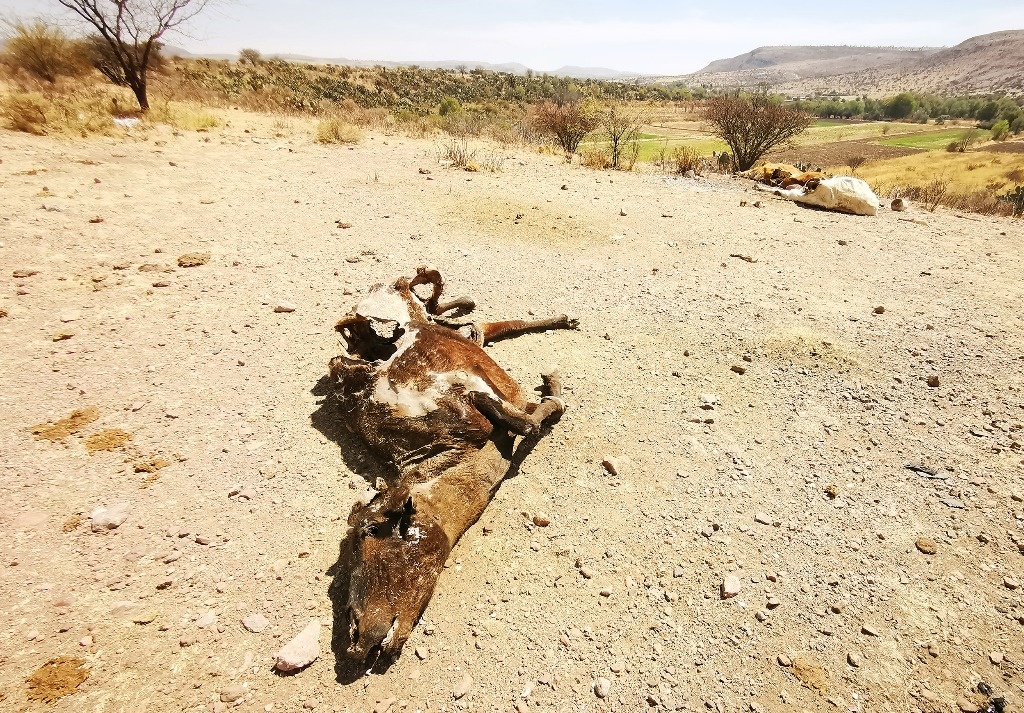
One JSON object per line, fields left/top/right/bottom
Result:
{"left": 1000, "top": 185, "right": 1024, "bottom": 216}
{"left": 946, "top": 129, "right": 979, "bottom": 153}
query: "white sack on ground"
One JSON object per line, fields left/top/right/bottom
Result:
{"left": 794, "top": 176, "right": 879, "bottom": 216}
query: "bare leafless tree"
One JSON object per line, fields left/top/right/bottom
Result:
{"left": 701, "top": 94, "right": 812, "bottom": 172}
{"left": 56, "top": 0, "right": 212, "bottom": 110}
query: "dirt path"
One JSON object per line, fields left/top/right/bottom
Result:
{"left": 1, "top": 112, "right": 1022, "bottom": 713}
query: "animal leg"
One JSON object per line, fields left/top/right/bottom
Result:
{"left": 470, "top": 369, "right": 566, "bottom": 436}
{"left": 472, "top": 315, "right": 579, "bottom": 345}
{"left": 409, "top": 266, "right": 476, "bottom": 317}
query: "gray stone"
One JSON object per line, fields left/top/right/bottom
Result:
{"left": 242, "top": 613, "right": 270, "bottom": 633}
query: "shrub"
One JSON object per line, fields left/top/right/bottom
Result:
{"left": 1011, "top": 116, "right": 1024, "bottom": 135}
{"left": 580, "top": 148, "right": 611, "bottom": 169}
{"left": 846, "top": 155, "right": 868, "bottom": 174}
{"left": 701, "top": 94, "right": 812, "bottom": 172}
{"left": 1, "top": 93, "right": 49, "bottom": 134}
{"left": 2, "top": 20, "right": 87, "bottom": 83}
{"left": 991, "top": 119, "right": 1010, "bottom": 141}
{"left": 532, "top": 99, "right": 599, "bottom": 161}
{"left": 716, "top": 152, "right": 734, "bottom": 172}
{"left": 671, "top": 145, "right": 702, "bottom": 174}
{"left": 1000, "top": 186, "right": 1024, "bottom": 216}
{"left": 315, "top": 117, "right": 362, "bottom": 144}
{"left": 910, "top": 108, "right": 930, "bottom": 124}
{"left": 438, "top": 97, "right": 462, "bottom": 116}
{"left": 438, "top": 138, "right": 476, "bottom": 168}
{"left": 948, "top": 129, "right": 979, "bottom": 153}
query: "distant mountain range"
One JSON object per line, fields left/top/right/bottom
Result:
{"left": 652, "top": 30, "right": 1024, "bottom": 95}
{"left": 163, "top": 46, "right": 642, "bottom": 81}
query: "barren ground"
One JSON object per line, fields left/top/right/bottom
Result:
{"left": 1, "top": 112, "right": 1023, "bottom": 713}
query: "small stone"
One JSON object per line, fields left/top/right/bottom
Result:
{"left": 79, "top": 635, "right": 93, "bottom": 647}
{"left": 766, "top": 597, "right": 781, "bottom": 609}
{"left": 861, "top": 624, "right": 879, "bottom": 637}
{"left": 196, "top": 610, "right": 217, "bottom": 628}
{"left": 926, "top": 375, "right": 940, "bottom": 388}
{"left": 754, "top": 512, "right": 772, "bottom": 526}
{"left": 372, "top": 700, "right": 395, "bottom": 713}
{"left": 163, "top": 550, "right": 181, "bottom": 564}
{"left": 847, "top": 652, "right": 862, "bottom": 667}
{"left": 721, "top": 576, "right": 742, "bottom": 599}
{"left": 59, "top": 309, "right": 81, "bottom": 322}
{"left": 13, "top": 269, "right": 39, "bottom": 278}
{"left": 274, "top": 302, "right": 296, "bottom": 313}
{"left": 989, "top": 651, "right": 1003, "bottom": 665}
{"left": 873, "top": 306, "right": 885, "bottom": 315}
{"left": 915, "top": 538, "right": 938, "bottom": 555}
{"left": 532, "top": 513, "right": 551, "bottom": 527}
{"left": 599, "top": 588, "right": 612, "bottom": 597}
{"left": 274, "top": 621, "right": 321, "bottom": 671}
{"left": 242, "top": 613, "right": 270, "bottom": 633}
{"left": 593, "top": 677, "right": 611, "bottom": 698}
{"left": 580, "top": 567, "right": 595, "bottom": 579}
{"left": 177, "top": 252, "right": 210, "bottom": 268}
{"left": 673, "top": 566, "right": 685, "bottom": 578}
{"left": 1003, "top": 577, "right": 1020, "bottom": 590}
{"left": 220, "top": 684, "right": 246, "bottom": 703}
{"left": 731, "top": 364, "right": 747, "bottom": 375}
{"left": 414, "top": 646, "right": 428, "bottom": 660}
{"left": 891, "top": 198, "right": 906, "bottom": 212}
{"left": 957, "top": 697, "right": 980, "bottom": 713}
{"left": 601, "top": 457, "right": 621, "bottom": 476}
{"left": 133, "top": 610, "right": 158, "bottom": 624}
{"left": 610, "top": 660, "right": 625, "bottom": 673}
{"left": 453, "top": 673, "right": 473, "bottom": 699}
{"left": 89, "top": 502, "right": 130, "bottom": 532}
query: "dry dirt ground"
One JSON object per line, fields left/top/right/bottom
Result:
{"left": 1, "top": 111, "right": 1023, "bottom": 713}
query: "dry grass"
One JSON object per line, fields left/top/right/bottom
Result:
{"left": 580, "top": 147, "right": 612, "bottom": 169}
{"left": 852, "top": 150, "right": 1024, "bottom": 195}
{"left": 314, "top": 117, "right": 363, "bottom": 144}
{"left": 0, "top": 89, "right": 125, "bottom": 136}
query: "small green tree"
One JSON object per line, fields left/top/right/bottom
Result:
{"left": 991, "top": 119, "right": 1010, "bottom": 141}
{"left": 883, "top": 92, "right": 917, "bottom": 120}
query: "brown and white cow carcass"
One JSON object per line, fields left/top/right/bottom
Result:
{"left": 327, "top": 267, "right": 577, "bottom": 667}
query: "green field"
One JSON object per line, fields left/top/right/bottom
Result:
{"left": 878, "top": 129, "right": 978, "bottom": 150}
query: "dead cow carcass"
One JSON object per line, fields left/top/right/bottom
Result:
{"left": 328, "top": 267, "right": 577, "bottom": 666}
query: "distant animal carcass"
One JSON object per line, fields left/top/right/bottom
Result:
{"left": 328, "top": 267, "right": 577, "bottom": 665}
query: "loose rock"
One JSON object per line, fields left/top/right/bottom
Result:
{"left": 453, "top": 673, "right": 473, "bottom": 699}
{"left": 915, "top": 537, "right": 938, "bottom": 555}
{"left": 721, "top": 576, "right": 742, "bottom": 599}
{"left": 274, "top": 302, "right": 296, "bottom": 313}
{"left": 274, "top": 621, "right": 321, "bottom": 672}
{"left": 242, "top": 613, "right": 270, "bottom": 633}
{"left": 593, "top": 677, "right": 611, "bottom": 698}
{"left": 89, "top": 503, "right": 130, "bottom": 532}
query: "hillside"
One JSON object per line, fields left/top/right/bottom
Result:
{"left": 163, "top": 45, "right": 641, "bottom": 80}
{"left": 781, "top": 29, "right": 1024, "bottom": 96}
{"left": 660, "top": 45, "right": 936, "bottom": 88}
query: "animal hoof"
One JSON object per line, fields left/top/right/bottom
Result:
{"left": 563, "top": 317, "right": 580, "bottom": 330}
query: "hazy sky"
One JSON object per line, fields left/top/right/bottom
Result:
{"left": 6, "top": 0, "right": 1024, "bottom": 74}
